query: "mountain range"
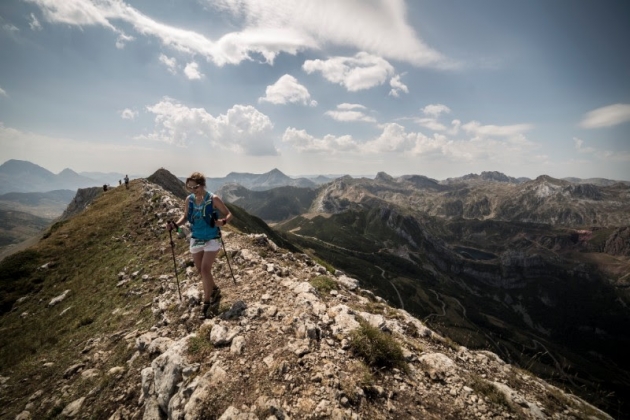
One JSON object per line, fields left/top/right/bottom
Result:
{"left": 214, "top": 171, "right": 630, "bottom": 416}
{"left": 0, "top": 170, "right": 621, "bottom": 420}
{"left": 0, "top": 160, "right": 127, "bottom": 194}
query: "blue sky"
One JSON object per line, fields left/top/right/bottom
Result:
{"left": 0, "top": 0, "right": 629, "bottom": 181}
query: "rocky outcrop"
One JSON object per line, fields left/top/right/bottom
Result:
{"left": 59, "top": 187, "right": 102, "bottom": 221}
{"left": 604, "top": 227, "right": 630, "bottom": 256}
{"left": 147, "top": 168, "right": 189, "bottom": 200}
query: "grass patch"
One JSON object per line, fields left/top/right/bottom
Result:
{"left": 349, "top": 317, "right": 407, "bottom": 372}
{"left": 187, "top": 326, "right": 214, "bottom": 363}
{"left": 0, "top": 183, "right": 168, "bottom": 419}
{"left": 468, "top": 374, "right": 517, "bottom": 415}
{"left": 310, "top": 275, "right": 337, "bottom": 294}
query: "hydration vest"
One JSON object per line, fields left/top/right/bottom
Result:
{"left": 187, "top": 192, "right": 217, "bottom": 227}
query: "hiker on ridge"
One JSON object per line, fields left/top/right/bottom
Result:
{"left": 167, "top": 172, "right": 233, "bottom": 319}
{"left": 124, "top": 174, "right": 129, "bottom": 189}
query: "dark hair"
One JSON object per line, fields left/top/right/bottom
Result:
{"left": 186, "top": 172, "right": 206, "bottom": 187}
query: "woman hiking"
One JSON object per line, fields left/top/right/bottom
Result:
{"left": 167, "top": 172, "right": 233, "bottom": 319}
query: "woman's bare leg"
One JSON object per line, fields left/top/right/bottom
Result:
{"left": 195, "top": 250, "right": 219, "bottom": 302}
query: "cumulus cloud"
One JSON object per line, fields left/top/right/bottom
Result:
{"left": 282, "top": 119, "right": 542, "bottom": 168}
{"left": 282, "top": 128, "right": 358, "bottom": 153}
{"left": 184, "top": 62, "right": 204, "bottom": 80}
{"left": 416, "top": 118, "right": 447, "bottom": 132}
{"left": 159, "top": 54, "right": 178, "bottom": 74}
{"left": 579, "top": 103, "right": 630, "bottom": 129}
{"left": 389, "top": 74, "right": 409, "bottom": 97}
{"left": 259, "top": 75, "right": 316, "bottom": 106}
{"left": 422, "top": 104, "right": 451, "bottom": 117}
{"left": 303, "top": 52, "right": 395, "bottom": 92}
{"left": 140, "top": 97, "right": 277, "bottom": 155}
{"left": 413, "top": 104, "right": 452, "bottom": 131}
{"left": 325, "top": 104, "right": 376, "bottom": 123}
{"left": 28, "top": 13, "right": 43, "bottom": 31}
{"left": 120, "top": 108, "right": 138, "bottom": 120}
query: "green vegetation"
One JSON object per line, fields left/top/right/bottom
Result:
{"left": 350, "top": 317, "right": 407, "bottom": 372}
{"left": 0, "top": 183, "right": 165, "bottom": 417}
{"left": 187, "top": 329, "right": 214, "bottom": 363}
{"left": 310, "top": 275, "right": 337, "bottom": 293}
{"left": 468, "top": 374, "right": 514, "bottom": 413}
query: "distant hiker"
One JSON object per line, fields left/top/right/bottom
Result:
{"left": 103, "top": 184, "right": 108, "bottom": 192}
{"left": 167, "top": 172, "right": 233, "bottom": 319}
{"left": 119, "top": 180, "right": 122, "bottom": 186}
{"left": 124, "top": 174, "right": 129, "bottom": 189}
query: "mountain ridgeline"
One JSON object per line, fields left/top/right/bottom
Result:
{"left": 222, "top": 171, "right": 630, "bottom": 416}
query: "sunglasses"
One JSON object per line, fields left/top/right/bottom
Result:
{"left": 187, "top": 184, "right": 202, "bottom": 190}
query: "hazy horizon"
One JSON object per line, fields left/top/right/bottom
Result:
{"left": 4, "top": 158, "right": 630, "bottom": 183}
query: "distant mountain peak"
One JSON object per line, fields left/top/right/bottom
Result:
{"left": 58, "top": 168, "right": 79, "bottom": 175}
{"left": 375, "top": 171, "right": 394, "bottom": 182}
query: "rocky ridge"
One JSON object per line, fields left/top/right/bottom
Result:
{"left": 6, "top": 180, "right": 614, "bottom": 420}
{"left": 310, "top": 173, "right": 630, "bottom": 227}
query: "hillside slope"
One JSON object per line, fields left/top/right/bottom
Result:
{"left": 0, "top": 177, "right": 616, "bottom": 419}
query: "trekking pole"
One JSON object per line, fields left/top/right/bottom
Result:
{"left": 218, "top": 228, "right": 237, "bottom": 285}
{"left": 167, "top": 225, "right": 183, "bottom": 302}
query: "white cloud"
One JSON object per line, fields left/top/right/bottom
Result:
{"left": 282, "top": 120, "right": 543, "bottom": 168}
{"left": 416, "top": 118, "right": 447, "bottom": 132}
{"left": 389, "top": 74, "right": 408, "bottom": 97}
{"left": 573, "top": 137, "right": 630, "bottom": 162}
{"left": 325, "top": 104, "right": 376, "bottom": 123}
{"left": 579, "top": 103, "right": 630, "bottom": 129}
{"left": 184, "top": 62, "right": 204, "bottom": 80}
{"left": 574, "top": 137, "right": 595, "bottom": 154}
{"left": 2, "top": 23, "right": 19, "bottom": 33}
{"left": 26, "top": 0, "right": 454, "bottom": 68}
{"left": 461, "top": 120, "right": 533, "bottom": 138}
{"left": 0, "top": 87, "right": 8, "bottom": 97}
{"left": 24, "top": 0, "right": 116, "bottom": 29}
{"left": 115, "top": 32, "right": 134, "bottom": 49}
{"left": 208, "top": 0, "right": 453, "bottom": 68}
{"left": 159, "top": 54, "right": 178, "bottom": 74}
{"left": 303, "top": 52, "right": 395, "bottom": 92}
{"left": 28, "top": 13, "right": 43, "bottom": 31}
{"left": 120, "top": 108, "right": 138, "bottom": 120}
{"left": 422, "top": 104, "right": 451, "bottom": 117}
{"left": 413, "top": 104, "right": 452, "bottom": 131}
{"left": 140, "top": 98, "right": 277, "bottom": 156}
{"left": 337, "top": 103, "right": 366, "bottom": 111}
{"left": 259, "top": 75, "right": 316, "bottom": 106}
{"left": 282, "top": 128, "right": 358, "bottom": 153}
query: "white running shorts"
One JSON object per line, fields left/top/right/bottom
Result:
{"left": 189, "top": 238, "right": 220, "bottom": 253}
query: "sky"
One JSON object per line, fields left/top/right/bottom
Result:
{"left": 0, "top": 0, "right": 629, "bottom": 181}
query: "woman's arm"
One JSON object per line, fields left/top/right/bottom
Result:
{"left": 168, "top": 197, "right": 189, "bottom": 230}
